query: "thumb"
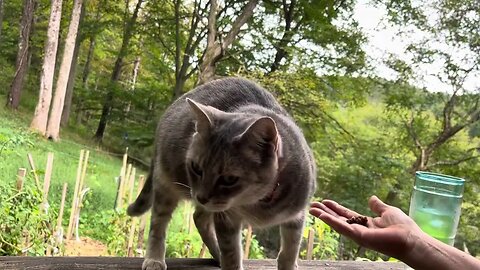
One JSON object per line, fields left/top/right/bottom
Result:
{"left": 368, "top": 195, "right": 389, "bottom": 215}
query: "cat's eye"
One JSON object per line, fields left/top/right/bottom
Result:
{"left": 190, "top": 161, "right": 203, "bottom": 176}
{"left": 217, "top": 175, "right": 239, "bottom": 187}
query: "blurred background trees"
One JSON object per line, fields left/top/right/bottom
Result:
{"left": 0, "top": 0, "right": 478, "bottom": 259}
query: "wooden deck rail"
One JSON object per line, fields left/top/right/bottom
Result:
{"left": 0, "top": 257, "right": 407, "bottom": 270}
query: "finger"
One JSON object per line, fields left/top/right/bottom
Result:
{"left": 368, "top": 196, "right": 389, "bottom": 215}
{"left": 371, "top": 216, "right": 385, "bottom": 228}
{"left": 311, "top": 202, "right": 339, "bottom": 217}
{"left": 322, "top": 200, "right": 361, "bottom": 219}
{"left": 310, "top": 201, "right": 323, "bottom": 208}
{"left": 309, "top": 207, "right": 325, "bottom": 218}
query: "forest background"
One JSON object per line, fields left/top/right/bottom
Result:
{"left": 0, "top": 0, "right": 479, "bottom": 260}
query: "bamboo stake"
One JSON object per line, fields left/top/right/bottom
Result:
{"left": 54, "top": 183, "right": 68, "bottom": 249}
{"left": 188, "top": 210, "right": 194, "bottom": 235}
{"left": 183, "top": 203, "right": 189, "bottom": 233}
{"left": 72, "top": 151, "right": 90, "bottom": 240}
{"left": 16, "top": 168, "right": 27, "bottom": 191}
{"left": 136, "top": 214, "right": 147, "bottom": 256}
{"left": 243, "top": 225, "right": 253, "bottom": 259}
{"left": 78, "top": 151, "right": 90, "bottom": 198}
{"left": 199, "top": 243, "right": 207, "bottom": 258}
{"left": 75, "top": 188, "right": 90, "bottom": 241}
{"left": 67, "top": 150, "right": 84, "bottom": 240}
{"left": 127, "top": 176, "right": 145, "bottom": 256}
{"left": 186, "top": 203, "right": 194, "bottom": 257}
{"left": 57, "top": 183, "right": 68, "bottom": 230}
{"left": 127, "top": 218, "right": 137, "bottom": 257}
{"left": 43, "top": 153, "right": 54, "bottom": 201}
{"left": 116, "top": 151, "right": 128, "bottom": 209}
{"left": 135, "top": 177, "right": 147, "bottom": 256}
{"left": 306, "top": 228, "right": 315, "bottom": 260}
{"left": 27, "top": 153, "right": 41, "bottom": 189}
{"left": 122, "top": 164, "right": 132, "bottom": 204}
{"left": 116, "top": 176, "right": 124, "bottom": 209}
{"left": 21, "top": 231, "right": 29, "bottom": 256}
{"left": 127, "top": 168, "right": 136, "bottom": 204}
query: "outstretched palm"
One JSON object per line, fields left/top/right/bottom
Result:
{"left": 310, "top": 196, "right": 423, "bottom": 260}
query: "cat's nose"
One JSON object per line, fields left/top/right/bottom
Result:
{"left": 196, "top": 195, "right": 209, "bottom": 205}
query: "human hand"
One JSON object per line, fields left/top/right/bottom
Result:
{"left": 309, "top": 196, "right": 424, "bottom": 260}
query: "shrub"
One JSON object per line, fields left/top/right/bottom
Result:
{"left": 0, "top": 179, "right": 58, "bottom": 255}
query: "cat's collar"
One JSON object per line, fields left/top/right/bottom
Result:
{"left": 259, "top": 181, "right": 280, "bottom": 203}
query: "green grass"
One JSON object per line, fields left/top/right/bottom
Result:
{"left": 0, "top": 104, "right": 136, "bottom": 214}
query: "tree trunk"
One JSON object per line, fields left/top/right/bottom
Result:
{"left": 76, "top": 3, "right": 102, "bottom": 124}
{"left": 197, "top": 0, "right": 258, "bottom": 85}
{"left": 61, "top": 3, "right": 86, "bottom": 127}
{"left": 197, "top": 0, "right": 219, "bottom": 85}
{"left": 125, "top": 56, "right": 140, "bottom": 115}
{"left": 0, "top": 0, "right": 4, "bottom": 42}
{"left": 82, "top": 36, "right": 95, "bottom": 88}
{"left": 30, "top": 0, "right": 62, "bottom": 135}
{"left": 269, "top": 0, "right": 297, "bottom": 74}
{"left": 172, "top": 0, "right": 184, "bottom": 100}
{"left": 81, "top": 0, "right": 102, "bottom": 88}
{"left": 46, "top": 0, "right": 83, "bottom": 140}
{"left": 94, "top": 0, "right": 144, "bottom": 141}
{"left": 173, "top": 78, "right": 186, "bottom": 101}
{"left": 6, "top": 0, "right": 35, "bottom": 109}
{"left": 168, "top": 0, "right": 204, "bottom": 100}
{"left": 75, "top": 36, "right": 95, "bottom": 125}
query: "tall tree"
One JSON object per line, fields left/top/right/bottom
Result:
{"left": 61, "top": 2, "right": 87, "bottom": 126}
{"left": 125, "top": 55, "right": 141, "bottom": 115}
{"left": 30, "top": 0, "right": 62, "bottom": 135}
{"left": 0, "top": 0, "right": 4, "bottom": 42}
{"left": 75, "top": 0, "right": 105, "bottom": 123}
{"left": 46, "top": 0, "right": 84, "bottom": 140}
{"left": 94, "top": 0, "right": 144, "bottom": 141}
{"left": 6, "top": 0, "right": 35, "bottom": 109}
{"left": 197, "top": 0, "right": 258, "bottom": 84}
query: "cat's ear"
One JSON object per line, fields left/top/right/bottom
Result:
{"left": 186, "top": 98, "right": 212, "bottom": 134}
{"left": 238, "top": 117, "right": 279, "bottom": 151}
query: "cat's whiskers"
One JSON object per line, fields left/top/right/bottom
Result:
{"left": 173, "top": 182, "right": 191, "bottom": 190}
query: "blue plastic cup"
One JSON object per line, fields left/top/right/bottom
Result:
{"left": 408, "top": 171, "right": 465, "bottom": 245}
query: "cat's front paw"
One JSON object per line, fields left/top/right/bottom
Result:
{"left": 277, "top": 264, "right": 297, "bottom": 270}
{"left": 277, "top": 258, "right": 298, "bottom": 270}
{"left": 142, "top": 258, "right": 167, "bottom": 270}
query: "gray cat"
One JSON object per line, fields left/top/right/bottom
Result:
{"left": 128, "top": 77, "right": 316, "bottom": 270}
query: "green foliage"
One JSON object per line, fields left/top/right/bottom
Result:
{"left": 242, "top": 229, "right": 265, "bottom": 259}
{"left": 301, "top": 215, "right": 339, "bottom": 260}
{"left": 78, "top": 208, "right": 132, "bottom": 256}
{"left": 165, "top": 203, "right": 205, "bottom": 258}
{"left": 0, "top": 179, "right": 58, "bottom": 255}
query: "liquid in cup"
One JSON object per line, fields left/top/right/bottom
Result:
{"left": 408, "top": 171, "right": 465, "bottom": 246}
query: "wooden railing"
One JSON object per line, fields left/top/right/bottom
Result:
{"left": 0, "top": 257, "right": 407, "bottom": 270}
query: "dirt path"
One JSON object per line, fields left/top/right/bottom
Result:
{"left": 63, "top": 237, "right": 108, "bottom": 256}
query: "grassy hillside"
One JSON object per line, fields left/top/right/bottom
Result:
{"left": 0, "top": 105, "right": 133, "bottom": 213}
